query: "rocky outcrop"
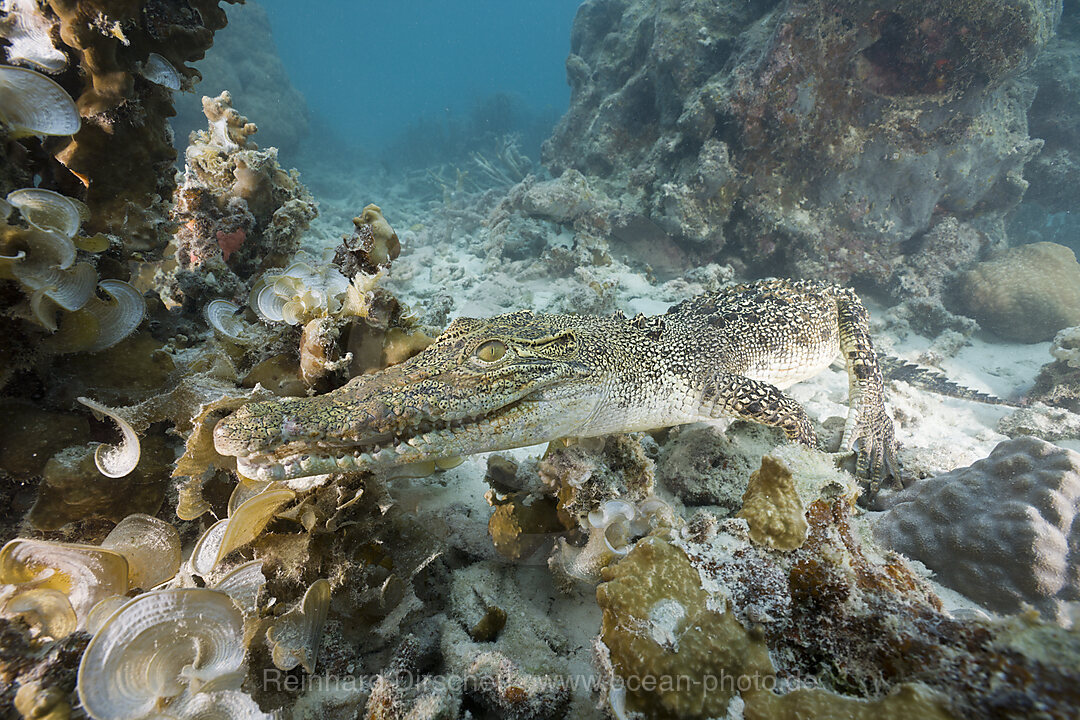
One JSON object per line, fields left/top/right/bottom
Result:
{"left": 544, "top": 0, "right": 1060, "bottom": 283}
{"left": 1024, "top": 1, "right": 1080, "bottom": 211}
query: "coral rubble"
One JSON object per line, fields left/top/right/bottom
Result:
{"left": 598, "top": 455, "right": 1080, "bottom": 720}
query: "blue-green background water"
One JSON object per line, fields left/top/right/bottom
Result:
{"left": 258, "top": 0, "right": 580, "bottom": 155}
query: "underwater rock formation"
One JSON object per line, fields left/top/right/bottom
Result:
{"left": 6, "top": 3, "right": 1080, "bottom": 719}
{"left": 874, "top": 436, "right": 1080, "bottom": 621}
{"left": 544, "top": 0, "right": 1057, "bottom": 282}
{"left": 891, "top": 217, "right": 986, "bottom": 304}
{"left": 998, "top": 402, "right": 1080, "bottom": 442}
{"left": 1027, "top": 325, "right": 1080, "bottom": 413}
{"left": 1024, "top": 2, "right": 1080, "bottom": 211}
{"left": 656, "top": 421, "right": 786, "bottom": 512}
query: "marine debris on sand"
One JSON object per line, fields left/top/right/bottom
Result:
{"left": 3, "top": 0, "right": 1080, "bottom": 719}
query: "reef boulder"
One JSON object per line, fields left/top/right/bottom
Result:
{"left": 544, "top": 0, "right": 1058, "bottom": 282}
{"left": 948, "top": 241, "right": 1080, "bottom": 343}
{"left": 874, "top": 435, "right": 1080, "bottom": 621}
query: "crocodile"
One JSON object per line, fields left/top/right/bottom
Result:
{"left": 214, "top": 278, "right": 901, "bottom": 491}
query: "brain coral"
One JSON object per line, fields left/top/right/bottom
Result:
{"left": 0, "top": 0, "right": 243, "bottom": 253}
{"left": 873, "top": 436, "right": 1080, "bottom": 621}
{"left": 950, "top": 241, "right": 1080, "bottom": 342}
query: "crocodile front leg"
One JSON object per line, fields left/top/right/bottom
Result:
{"left": 698, "top": 371, "right": 817, "bottom": 446}
{"left": 835, "top": 290, "right": 902, "bottom": 488}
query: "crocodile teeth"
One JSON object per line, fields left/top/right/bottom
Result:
{"left": 236, "top": 456, "right": 257, "bottom": 479}
{"left": 336, "top": 455, "right": 353, "bottom": 469}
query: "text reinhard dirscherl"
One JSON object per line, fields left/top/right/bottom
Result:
{"left": 262, "top": 668, "right": 820, "bottom": 695}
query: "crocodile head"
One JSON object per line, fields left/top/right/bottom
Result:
{"left": 213, "top": 311, "right": 612, "bottom": 481}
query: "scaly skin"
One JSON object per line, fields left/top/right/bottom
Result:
{"left": 214, "top": 279, "right": 901, "bottom": 490}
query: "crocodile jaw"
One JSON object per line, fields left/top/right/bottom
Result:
{"left": 221, "top": 394, "right": 598, "bottom": 482}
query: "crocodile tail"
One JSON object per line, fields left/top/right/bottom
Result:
{"left": 878, "top": 355, "right": 1016, "bottom": 406}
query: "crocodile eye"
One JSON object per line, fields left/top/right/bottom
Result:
{"left": 475, "top": 340, "right": 506, "bottom": 363}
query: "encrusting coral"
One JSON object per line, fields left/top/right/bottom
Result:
{"left": 596, "top": 453, "right": 1080, "bottom": 720}
{"left": 737, "top": 455, "right": 808, "bottom": 551}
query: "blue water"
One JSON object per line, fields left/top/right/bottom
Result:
{"left": 258, "top": 0, "right": 581, "bottom": 155}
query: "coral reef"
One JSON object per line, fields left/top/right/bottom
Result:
{"left": 5, "top": 3, "right": 1080, "bottom": 720}
{"left": 482, "top": 434, "right": 660, "bottom": 572}
{"left": 0, "top": 617, "right": 88, "bottom": 720}
{"left": 598, "top": 456, "right": 1080, "bottom": 720}
{"left": 1023, "top": 3, "right": 1080, "bottom": 212}
{"left": 362, "top": 635, "right": 460, "bottom": 719}
{"left": 0, "top": 0, "right": 243, "bottom": 253}
{"left": 543, "top": 0, "right": 1056, "bottom": 282}
{"left": 1052, "top": 326, "right": 1080, "bottom": 369}
{"left": 947, "top": 241, "right": 1080, "bottom": 342}
{"left": 162, "top": 91, "right": 318, "bottom": 310}
{"left": 874, "top": 436, "right": 1080, "bottom": 621}
{"left": 597, "top": 535, "right": 775, "bottom": 719}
